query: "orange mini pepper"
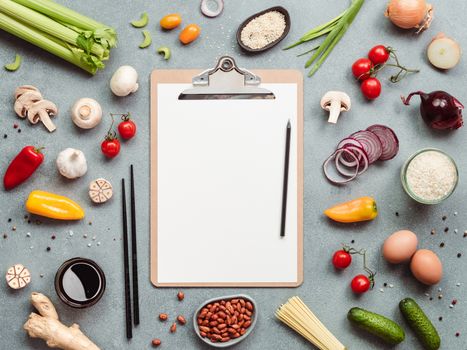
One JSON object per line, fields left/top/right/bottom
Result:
{"left": 179, "top": 24, "right": 201, "bottom": 44}
{"left": 324, "top": 196, "right": 377, "bottom": 223}
{"left": 160, "top": 13, "right": 182, "bottom": 30}
{"left": 26, "top": 190, "right": 85, "bottom": 220}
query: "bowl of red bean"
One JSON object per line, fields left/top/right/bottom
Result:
{"left": 193, "top": 294, "right": 257, "bottom": 347}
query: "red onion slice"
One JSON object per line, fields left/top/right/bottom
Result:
{"left": 336, "top": 138, "right": 367, "bottom": 166}
{"left": 200, "top": 0, "right": 224, "bottom": 17}
{"left": 366, "top": 124, "right": 399, "bottom": 161}
{"left": 336, "top": 146, "right": 369, "bottom": 175}
{"left": 323, "top": 149, "right": 360, "bottom": 184}
{"left": 349, "top": 130, "right": 383, "bottom": 164}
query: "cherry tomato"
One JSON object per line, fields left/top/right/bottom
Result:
{"left": 332, "top": 250, "right": 352, "bottom": 269}
{"left": 160, "top": 13, "right": 182, "bottom": 30}
{"left": 361, "top": 77, "right": 381, "bottom": 99}
{"left": 368, "top": 45, "right": 390, "bottom": 65}
{"left": 179, "top": 24, "right": 201, "bottom": 45}
{"left": 118, "top": 115, "right": 137, "bottom": 140}
{"left": 101, "top": 134, "right": 121, "bottom": 158}
{"left": 352, "top": 58, "right": 373, "bottom": 81}
{"left": 351, "top": 274, "right": 371, "bottom": 294}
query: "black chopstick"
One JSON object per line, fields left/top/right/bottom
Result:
{"left": 122, "top": 179, "right": 133, "bottom": 339}
{"left": 130, "top": 165, "right": 139, "bottom": 326}
{"left": 280, "top": 120, "right": 291, "bottom": 237}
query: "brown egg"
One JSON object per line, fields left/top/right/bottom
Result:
{"left": 382, "top": 230, "right": 418, "bottom": 264}
{"left": 410, "top": 249, "right": 443, "bottom": 285}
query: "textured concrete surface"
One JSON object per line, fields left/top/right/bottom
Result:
{"left": 0, "top": 1, "right": 466, "bottom": 349}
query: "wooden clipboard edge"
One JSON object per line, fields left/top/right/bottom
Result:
{"left": 150, "top": 69, "right": 304, "bottom": 288}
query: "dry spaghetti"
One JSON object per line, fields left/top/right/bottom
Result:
{"left": 276, "top": 296, "right": 346, "bottom": 350}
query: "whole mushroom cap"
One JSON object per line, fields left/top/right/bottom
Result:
{"left": 71, "top": 98, "right": 103, "bottom": 129}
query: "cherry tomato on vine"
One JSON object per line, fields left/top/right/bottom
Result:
{"left": 332, "top": 250, "right": 352, "bottom": 269}
{"left": 101, "top": 133, "right": 121, "bottom": 158}
{"left": 118, "top": 114, "right": 137, "bottom": 140}
{"left": 361, "top": 77, "right": 382, "bottom": 99}
{"left": 368, "top": 45, "right": 390, "bottom": 65}
{"left": 351, "top": 274, "right": 372, "bottom": 294}
{"left": 352, "top": 58, "right": 373, "bottom": 81}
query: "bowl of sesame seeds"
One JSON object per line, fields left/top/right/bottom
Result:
{"left": 236, "top": 6, "right": 290, "bottom": 53}
{"left": 401, "top": 148, "right": 459, "bottom": 205}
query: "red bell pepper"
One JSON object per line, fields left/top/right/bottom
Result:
{"left": 3, "top": 146, "right": 44, "bottom": 190}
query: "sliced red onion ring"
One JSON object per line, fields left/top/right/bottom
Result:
{"left": 323, "top": 149, "right": 360, "bottom": 184}
{"left": 201, "top": 0, "right": 224, "bottom": 17}
{"left": 336, "top": 138, "right": 367, "bottom": 166}
{"left": 366, "top": 124, "right": 399, "bottom": 161}
{"left": 349, "top": 130, "right": 383, "bottom": 164}
{"left": 336, "top": 146, "right": 369, "bottom": 175}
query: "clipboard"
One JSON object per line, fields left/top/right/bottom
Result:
{"left": 150, "top": 56, "right": 303, "bottom": 287}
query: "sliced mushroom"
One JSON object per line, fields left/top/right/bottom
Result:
{"left": 27, "top": 100, "right": 58, "bottom": 132}
{"left": 14, "top": 85, "right": 41, "bottom": 100}
{"left": 320, "top": 91, "right": 351, "bottom": 124}
{"left": 14, "top": 91, "right": 43, "bottom": 118}
{"left": 6, "top": 264, "right": 31, "bottom": 289}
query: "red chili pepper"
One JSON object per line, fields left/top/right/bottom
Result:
{"left": 3, "top": 146, "right": 44, "bottom": 190}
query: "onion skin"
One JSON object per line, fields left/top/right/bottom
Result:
{"left": 385, "top": 0, "right": 433, "bottom": 32}
{"left": 402, "top": 91, "right": 464, "bottom": 130}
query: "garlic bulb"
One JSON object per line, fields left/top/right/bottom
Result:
{"left": 56, "top": 148, "right": 88, "bottom": 179}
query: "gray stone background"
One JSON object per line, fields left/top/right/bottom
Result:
{"left": 0, "top": 0, "right": 466, "bottom": 349}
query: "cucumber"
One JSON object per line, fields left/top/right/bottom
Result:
{"left": 399, "top": 298, "right": 441, "bottom": 350}
{"left": 347, "top": 307, "right": 405, "bottom": 345}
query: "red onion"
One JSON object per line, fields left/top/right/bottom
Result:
{"left": 323, "top": 149, "right": 360, "bottom": 184}
{"left": 323, "top": 125, "right": 399, "bottom": 184}
{"left": 402, "top": 90, "right": 464, "bottom": 130}
{"left": 366, "top": 125, "right": 399, "bottom": 160}
{"left": 350, "top": 130, "right": 383, "bottom": 164}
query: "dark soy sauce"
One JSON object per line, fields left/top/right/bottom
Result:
{"left": 55, "top": 258, "right": 106, "bottom": 308}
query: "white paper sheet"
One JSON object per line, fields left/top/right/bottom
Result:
{"left": 156, "top": 83, "right": 298, "bottom": 284}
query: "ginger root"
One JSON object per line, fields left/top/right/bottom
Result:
{"left": 24, "top": 292, "right": 100, "bottom": 350}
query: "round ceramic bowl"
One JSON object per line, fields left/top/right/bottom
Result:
{"left": 193, "top": 294, "right": 257, "bottom": 348}
{"left": 401, "top": 148, "right": 458, "bottom": 205}
{"left": 236, "top": 6, "right": 291, "bottom": 54}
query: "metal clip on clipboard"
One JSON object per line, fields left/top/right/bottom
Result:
{"left": 178, "top": 56, "right": 275, "bottom": 100}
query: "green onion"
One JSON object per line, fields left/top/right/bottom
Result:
{"left": 284, "top": 0, "right": 365, "bottom": 77}
{"left": 0, "top": 0, "right": 116, "bottom": 74}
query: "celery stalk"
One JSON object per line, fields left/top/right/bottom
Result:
{"left": 0, "top": 0, "right": 105, "bottom": 58}
{"left": 12, "top": 0, "right": 117, "bottom": 48}
{"left": 0, "top": 12, "right": 97, "bottom": 74}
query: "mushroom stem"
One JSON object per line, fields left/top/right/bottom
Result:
{"left": 79, "top": 105, "right": 91, "bottom": 119}
{"left": 39, "top": 110, "right": 56, "bottom": 132}
{"left": 328, "top": 101, "right": 342, "bottom": 124}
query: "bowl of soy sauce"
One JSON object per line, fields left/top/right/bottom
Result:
{"left": 55, "top": 257, "right": 106, "bottom": 309}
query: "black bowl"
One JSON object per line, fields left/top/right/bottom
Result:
{"left": 236, "top": 6, "right": 291, "bottom": 54}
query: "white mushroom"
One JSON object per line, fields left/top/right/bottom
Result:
{"left": 27, "top": 100, "right": 58, "bottom": 132}
{"left": 320, "top": 91, "right": 351, "bottom": 124}
{"left": 6, "top": 264, "right": 31, "bottom": 289}
{"left": 71, "top": 98, "right": 103, "bottom": 129}
{"left": 56, "top": 148, "right": 87, "bottom": 179}
{"left": 14, "top": 90, "right": 43, "bottom": 118}
{"left": 110, "top": 65, "right": 139, "bottom": 97}
{"left": 14, "top": 85, "right": 41, "bottom": 100}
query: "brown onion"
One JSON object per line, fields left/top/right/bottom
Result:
{"left": 385, "top": 0, "right": 433, "bottom": 33}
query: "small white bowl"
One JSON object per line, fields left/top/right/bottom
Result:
{"left": 193, "top": 294, "right": 257, "bottom": 348}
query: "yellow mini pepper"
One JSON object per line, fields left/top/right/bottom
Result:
{"left": 26, "top": 190, "right": 85, "bottom": 220}
{"left": 324, "top": 196, "right": 377, "bottom": 223}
